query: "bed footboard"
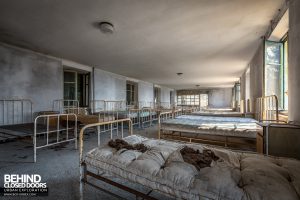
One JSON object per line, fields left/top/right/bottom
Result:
{"left": 79, "top": 118, "right": 133, "bottom": 200}
{"left": 34, "top": 113, "right": 77, "bottom": 162}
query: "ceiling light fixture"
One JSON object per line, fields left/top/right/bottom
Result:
{"left": 176, "top": 73, "right": 183, "bottom": 76}
{"left": 98, "top": 21, "right": 114, "bottom": 34}
{"left": 196, "top": 85, "right": 200, "bottom": 87}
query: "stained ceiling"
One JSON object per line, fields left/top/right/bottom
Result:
{"left": 0, "top": 0, "right": 284, "bottom": 89}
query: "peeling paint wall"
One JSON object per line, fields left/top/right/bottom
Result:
{"left": 0, "top": 44, "right": 63, "bottom": 113}
{"left": 93, "top": 68, "right": 126, "bottom": 101}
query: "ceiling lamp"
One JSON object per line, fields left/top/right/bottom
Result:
{"left": 176, "top": 73, "right": 183, "bottom": 76}
{"left": 99, "top": 22, "right": 114, "bottom": 34}
{"left": 196, "top": 84, "right": 200, "bottom": 87}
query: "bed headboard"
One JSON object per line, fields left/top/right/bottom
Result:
{"left": 53, "top": 99, "right": 79, "bottom": 114}
{"left": 256, "top": 95, "right": 279, "bottom": 122}
{"left": 0, "top": 99, "right": 33, "bottom": 125}
{"left": 105, "top": 100, "right": 126, "bottom": 111}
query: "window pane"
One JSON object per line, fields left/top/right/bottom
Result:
{"left": 266, "top": 42, "right": 282, "bottom": 65}
{"left": 64, "top": 71, "right": 76, "bottom": 82}
{"left": 64, "top": 83, "right": 76, "bottom": 100}
{"left": 265, "top": 41, "right": 284, "bottom": 109}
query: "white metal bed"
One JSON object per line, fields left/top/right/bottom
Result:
{"left": 0, "top": 98, "right": 77, "bottom": 162}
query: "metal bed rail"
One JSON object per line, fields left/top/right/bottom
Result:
{"left": 53, "top": 99, "right": 79, "bottom": 114}
{"left": 138, "top": 101, "right": 155, "bottom": 109}
{"left": 105, "top": 100, "right": 127, "bottom": 111}
{"left": 0, "top": 99, "right": 33, "bottom": 126}
{"left": 34, "top": 113, "right": 77, "bottom": 162}
{"left": 140, "top": 107, "right": 153, "bottom": 128}
{"left": 127, "top": 108, "right": 141, "bottom": 127}
{"left": 155, "top": 102, "right": 171, "bottom": 110}
{"left": 158, "top": 111, "right": 174, "bottom": 139}
{"left": 256, "top": 95, "right": 279, "bottom": 122}
{"left": 79, "top": 118, "right": 133, "bottom": 200}
{"left": 90, "top": 100, "right": 105, "bottom": 114}
{"left": 173, "top": 108, "right": 183, "bottom": 118}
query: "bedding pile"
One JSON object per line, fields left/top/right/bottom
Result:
{"left": 85, "top": 135, "right": 300, "bottom": 200}
{"left": 180, "top": 146, "right": 219, "bottom": 170}
{"left": 108, "top": 139, "right": 148, "bottom": 152}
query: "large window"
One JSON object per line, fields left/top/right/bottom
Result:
{"left": 264, "top": 38, "right": 288, "bottom": 110}
{"left": 177, "top": 95, "right": 200, "bottom": 106}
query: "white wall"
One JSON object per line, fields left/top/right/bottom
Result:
{"left": 138, "top": 81, "right": 154, "bottom": 102}
{"left": 93, "top": 68, "right": 126, "bottom": 101}
{"left": 208, "top": 88, "right": 233, "bottom": 108}
{"left": 0, "top": 44, "right": 63, "bottom": 113}
{"left": 289, "top": 0, "right": 300, "bottom": 123}
{"left": 161, "top": 87, "right": 173, "bottom": 103}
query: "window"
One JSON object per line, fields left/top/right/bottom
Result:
{"left": 235, "top": 83, "right": 241, "bottom": 106}
{"left": 126, "top": 81, "right": 137, "bottom": 105}
{"left": 63, "top": 70, "right": 90, "bottom": 107}
{"left": 64, "top": 71, "right": 76, "bottom": 102}
{"left": 177, "top": 94, "right": 200, "bottom": 106}
{"left": 200, "top": 94, "right": 208, "bottom": 108}
{"left": 264, "top": 38, "right": 288, "bottom": 110}
{"left": 154, "top": 87, "right": 161, "bottom": 103}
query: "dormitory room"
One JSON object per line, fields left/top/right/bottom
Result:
{"left": 0, "top": 0, "right": 300, "bottom": 199}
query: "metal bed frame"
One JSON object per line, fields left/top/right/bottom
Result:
{"left": 0, "top": 99, "right": 33, "bottom": 126}
{"left": 0, "top": 99, "right": 77, "bottom": 162}
{"left": 158, "top": 111, "right": 262, "bottom": 152}
{"left": 33, "top": 113, "right": 77, "bottom": 162}
{"left": 255, "top": 95, "right": 279, "bottom": 122}
{"left": 79, "top": 119, "right": 155, "bottom": 200}
{"left": 0, "top": 99, "right": 33, "bottom": 142}
{"left": 53, "top": 99, "right": 80, "bottom": 114}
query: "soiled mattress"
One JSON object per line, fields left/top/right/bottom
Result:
{"left": 85, "top": 135, "right": 300, "bottom": 200}
{"left": 161, "top": 115, "right": 261, "bottom": 138}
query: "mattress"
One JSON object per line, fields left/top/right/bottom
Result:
{"left": 202, "top": 108, "right": 234, "bottom": 112}
{"left": 85, "top": 135, "right": 300, "bottom": 200}
{"left": 60, "top": 114, "right": 115, "bottom": 125}
{"left": 161, "top": 115, "right": 261, "bottom": 138}
{"left": 96, "top": 110, "right": 139, "bottom": 119}
{"left": 191, "top": 111, "right": 243, "bottom": 117}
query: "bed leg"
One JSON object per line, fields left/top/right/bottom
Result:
{"left": 80, "top": 162, "right": 87, "bottom": 200}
